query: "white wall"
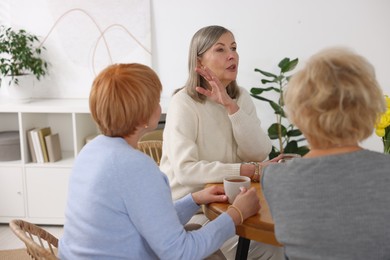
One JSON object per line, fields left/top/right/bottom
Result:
{"left": 0, "top": 0, "right": 151, "bottom": 99}
{"left": 2, "top": 0, "right": 389, "bottom": 152}
{"left": 151, "top": 0, "right": 390, "bottom": 152}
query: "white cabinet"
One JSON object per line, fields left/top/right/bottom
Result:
{"left": 26, "top": 167, "right": 70, "bottom": 223}
{"left": 0, "top": 167, "right": 25, "bottom": 218}
{"left": 0, "top": 99, "right": 98, "bottom": 224}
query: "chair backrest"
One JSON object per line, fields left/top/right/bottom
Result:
{"left": 9, "top": 219, "right": 59, "bottom": 260}
{"left": 137, "top": 140, "right": 163, "bottom": 165}
{"left": 140, "top": 129, "right": 163, "bottom": 142}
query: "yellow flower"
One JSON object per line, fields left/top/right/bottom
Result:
{"left": 375, "top": 95, "right": 390, "bottom": 138}
{"left": 375, "top": 95, "right": 390, "bottom": 153}
{"left": 376, "top": 113, "right": 390, "bottom": 129}
{"left": 376, "top": 127, "right": 386, "bottom": 137}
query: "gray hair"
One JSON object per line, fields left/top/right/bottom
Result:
{"left": 175, "top": 25, "right": 240, "bottom": 102}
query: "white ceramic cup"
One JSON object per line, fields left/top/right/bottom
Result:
{"left": 223, "top": 176, "right": 251, "bottom": 204}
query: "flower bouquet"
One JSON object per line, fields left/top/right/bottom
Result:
{"left": 375, "top": 95, "right": 390, "bottom": 154}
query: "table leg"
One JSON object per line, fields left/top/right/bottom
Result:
{"left": 235, "top": 236, "right": 250, "bottom": 260}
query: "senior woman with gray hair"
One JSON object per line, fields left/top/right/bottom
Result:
{"left": 160, "top": 25, "right": 284, "bottom": 260}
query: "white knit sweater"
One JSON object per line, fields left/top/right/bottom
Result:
{"left": 160, "top": 87, "right": 272, "bottom": 200}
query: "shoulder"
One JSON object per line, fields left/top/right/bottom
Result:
{"left": 235, "top": 87, "right": 248, "bottom": 97}
{"left": 91, "top": 136, "right": 159, "bottom": 173}
{"left": 168, "top": 88, "right": 203, "bottom": 116}
{"left": 352, "top": 150, "right": 390, "bottom": 169}
{"left": 263, "top": 162, "right": 289, "bottom": 181}
{"left": 262, "top": 159, "right": 308, "bottom": 188}
{"left": 170, "top": 88, "right": 196, "bottom": 106}
{"left": 236, "top": 87, "right": 253, "bottom": 104}
{"left": 358, "top": 149, "right": 390, "bottom": 160}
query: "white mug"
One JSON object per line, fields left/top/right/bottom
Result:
{"left": 223, "top": 176, "right": 251, "bottom": 204}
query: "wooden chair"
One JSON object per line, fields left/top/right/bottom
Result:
{"left": 140, "top": 129, "right": 163, "bottom": 142}
{"left": 9, "top": 219, "right": 59, "bottom": 260}
{"left": 137, "top": 140, "right": 163, "bottom": 166}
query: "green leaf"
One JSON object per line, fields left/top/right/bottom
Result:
{"left": 250, "top": 87, "right": 263, "bottom": 95}
{"left": 294, "top": 137, "right": 307, "bottom": 142}
{"left": 284, "top": 140, "right": 298, "bottom": 153}
{"left": 254, "top": 68, "right": 277, "bottom": 78}
{"left": 250, "top": 94, "right": 274, "bottom": 104}
{"left": 250, "top": 87, "right": 276, "bottom": 95}
{"left": 287, "top": 129, "right": 302, "bottom": 137}
{"left": 278, "top": 58, "right": 290, "bottom": 69}
{"left": 261, "top": 79, "right": 277, "bottom": 84}
{"left": 270, "top": 101, "right": 285, "bottom": 116}
{"left": 269, "top": 147, "right": 280, "bottom": 159}
{"left": 280, "top": 58, "right": 299, "bottom": 73}
{"left": 296, "top": 146, "right": 310, "bottom": 156}
{"left": 268, "top": 123, "right": 287, "bottom": 139}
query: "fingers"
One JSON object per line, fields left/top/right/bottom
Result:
{"left": 268, "top": 154, "right": 283, "bottom": 163}
{"left": 239, "top": 186, "right": 247, "bottom": 193}
{"left": 214, "top": 194, "right": 228, "bottom": 203}
{"left": 211, "top": 184, "right": 225, "bottom": 194}
{"left": 195, "top": 66, "right": 214, "bottom": 81}
{"left": 195, "top": 86, "right": 211, "bottom": 97}
{"left": 201, "top": 185, "right": 228, "bottom": 204}
{"left": 246, "top": 187, "right": 257, "bottom": 193}
{"left": 195, "top": 67, "right": 221, "bottom": 88}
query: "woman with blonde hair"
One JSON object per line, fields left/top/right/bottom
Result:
{"left": 59, "top": 63, "right": 260, "bottom": 260}
{"left": 263, "top": 47, "right": 390, "bottom": 260}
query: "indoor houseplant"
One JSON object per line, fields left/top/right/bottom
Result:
{"left": 0, "top": 25, "right": 49, "bottom": 88}
{"left": 250, "top": 57, "right": 309, "bottom": 159}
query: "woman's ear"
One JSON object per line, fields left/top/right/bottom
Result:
{"left": 197, "top": 57, "right": 203, "bottom": 68}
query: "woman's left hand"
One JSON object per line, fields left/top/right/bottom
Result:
{"left": 192, "top": 185, "right": 228, "bottom": 205}
{"left": 264, "top": 154, "right": 284, "bottom": 164}
{"left": 195, "top": 67, "right": 239, "bottom": 114}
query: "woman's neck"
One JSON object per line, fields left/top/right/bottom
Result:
{"left": 304, "top": 144, "right": 362, "bottom": 158}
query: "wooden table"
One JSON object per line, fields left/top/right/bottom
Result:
{"left": 203, "top": 182, "right": 282, "bottom": 260}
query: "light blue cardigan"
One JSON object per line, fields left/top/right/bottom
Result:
{"left": 59, "top": 135, "right": 235, "bottom": 259}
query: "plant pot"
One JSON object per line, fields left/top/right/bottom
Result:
{"left": 0, "top": 75, "right": 34, "bottom": 103}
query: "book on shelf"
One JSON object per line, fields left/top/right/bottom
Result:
{"left": 37, "top": 127, "right": 51, "bottom": 163}
{"left": 26, "top": 128, "right": 37, "bottom": 163}
{"left": 27, "top": 127, "right": 51, "bottom": 163}
{"left": 30, "top": 129, "right": 44, "bottom": 163}
{"left": 45, "top": 133, "right": 62, "bottom": 162}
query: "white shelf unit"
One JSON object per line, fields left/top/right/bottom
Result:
{"left": 0, "top": 99, "right": 99, "bottom": 224}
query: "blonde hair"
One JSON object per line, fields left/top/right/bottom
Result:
{"left": 175, "top": 25, "right": 240, "bottom": 102}
{"left": 284, "top": 47, "right": 386, "bottom": 148}
{"left": 89, "top": 63, "right": 162, "bottom": 137}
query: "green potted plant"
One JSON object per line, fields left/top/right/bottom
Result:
{"left": 250, "top": 57, "right": 309, "bottom": 159}
{"left": 0, "top": 25, "right": 49, "bottom": 88}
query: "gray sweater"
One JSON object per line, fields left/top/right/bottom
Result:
{"left": 262, "top": 150, "right": 390, "bottom": 260}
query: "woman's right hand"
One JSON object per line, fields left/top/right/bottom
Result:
{"left": 227, "top": 187, "right": 260, "bottom": 225}
{"left": 195, "top": 67, "right": 239, "bottom": 115}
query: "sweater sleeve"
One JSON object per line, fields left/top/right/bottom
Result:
{"left": 161, "top": 92, "right": 242, "bottom": 188}
{"left": 122, "top": 160, "right": 235, "bottom": 260}
{"left": 229, "top": 88, "right": 272, "bottom": 161}
{"left": 161, "top": 89, "right": 271, "bottom": 191}
{"left": 174, "top": 194, "right": 202, "bottom": 224}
